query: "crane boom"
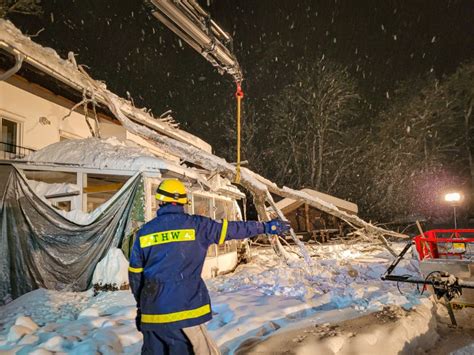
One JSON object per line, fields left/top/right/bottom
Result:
{"left": 145, "top": 0, "right": 243, "bottom": 83}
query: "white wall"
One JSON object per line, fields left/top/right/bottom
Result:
{"left": 202, "top": 251, "right": 238, "bottom": 279}
{"left": 99, "top": 120, "right": 127, "bottom": 140}
{"left": 0, "top": 81, "right": 182, "bottom": 164}
{"left": 0, "top": 81, "right": 94, "bottom": 150}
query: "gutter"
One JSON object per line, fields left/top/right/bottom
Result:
{"left": 0, "top": 48, "right": 24, "bottom": 81}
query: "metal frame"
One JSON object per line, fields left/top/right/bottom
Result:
{"left": 382, "top": 240, "right": 474, "bottom": 325}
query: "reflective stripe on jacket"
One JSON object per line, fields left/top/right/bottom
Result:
{"left": 128, "top": 203, "right": 264, "bottom": 331}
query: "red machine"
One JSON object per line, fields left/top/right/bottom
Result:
{"left": 414, "top": 229, "right": 474, "bottom": 260}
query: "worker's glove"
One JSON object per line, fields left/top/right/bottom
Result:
{"left": 263, "top": 219, "right": 291, "bottom": 235}
{"left": 135, "top": 308, "right": 142, "bottom": 332}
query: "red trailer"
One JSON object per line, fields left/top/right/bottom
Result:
{"left": 413, "top": 229, "right": 474, "bottom": 306}
{"left": 414, "top": 229, "right": 474, "bottom": 260}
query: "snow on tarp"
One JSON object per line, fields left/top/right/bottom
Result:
{"left": 27, "top": 137, "right": 173, "bottom": 172}
{"left": 0, "top": 163, "right": 141, "bottom": 302}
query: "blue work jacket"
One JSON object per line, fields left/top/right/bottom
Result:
{"left": 128, "top": 203, "right": 264, "bottom": 331}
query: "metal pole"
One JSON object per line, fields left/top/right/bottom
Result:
{"left": 453, "top": 205, "right": 457, "bottom": 229}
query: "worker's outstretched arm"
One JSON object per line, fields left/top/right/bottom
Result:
{"left": 197, "top": 216, "right": 290, "bottom": 246}
{"left": 128, "top": 233, "right": 145, "bottom": 305}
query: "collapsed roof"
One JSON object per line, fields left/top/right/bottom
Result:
{"left": 0, "top": 19, "right": 211, "bottom": 154}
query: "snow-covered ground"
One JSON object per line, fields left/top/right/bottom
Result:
{"left": 0, "top": 242, "right": 466, "bottom": 354}
{"left": 206, "top": 243, "right": 424, "bottom": 353}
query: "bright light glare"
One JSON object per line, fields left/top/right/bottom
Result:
{"left": 445, "top": 192, "right": 462, "bottom": 202}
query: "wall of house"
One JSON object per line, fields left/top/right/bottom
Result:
{"left": 202, "top": 251, "right": 238, "bottom": 279}
{"left": 0, "top": 81, "right": 183, "bottom": 164}
{"left": 0, "top": 81, "right": 94, "bottom": 150}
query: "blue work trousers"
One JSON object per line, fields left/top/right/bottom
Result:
{"left": 142, "top": 329, "right": 194, "bottom": 355}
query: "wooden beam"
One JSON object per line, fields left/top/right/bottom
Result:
{"left": 45, "top": 191, "right": 80, "bottom": 199}
{"left": 304, "top": 203, "right": 311, "bottom": 232}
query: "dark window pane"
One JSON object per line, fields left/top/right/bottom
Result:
{"left": 2, "top": 119, "right": 18, "bottom": 153}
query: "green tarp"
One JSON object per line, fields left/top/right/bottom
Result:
{"left": 0, "top": 163, "right": 142, "bottom": 303}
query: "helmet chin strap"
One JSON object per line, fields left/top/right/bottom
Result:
{"left": 159, "top": 201, "right": 178, "bottom": 206}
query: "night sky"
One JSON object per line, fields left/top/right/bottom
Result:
{"left": 9, "top": 0, "right": 474, "bottom": 144}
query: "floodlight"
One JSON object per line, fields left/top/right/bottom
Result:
{"left": 444, "top": 192, "right": 462, "bottom": 203}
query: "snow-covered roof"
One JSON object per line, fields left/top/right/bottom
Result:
{"left": 275, "top": 188, "right": 358, "bottom": 214}
{"left": 0, "top": 19, "right": 211, "bottom": 153}
{"left": 26, "top": 137, "right": 200, "bottom": 179}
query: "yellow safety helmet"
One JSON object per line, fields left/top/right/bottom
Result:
{"left": 155, "top": 179, "right": 188, "bottom": 204}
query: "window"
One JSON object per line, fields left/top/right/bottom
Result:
{"left": 85, "top": 173, "right": 128, "bottom": 213}
{"left": 1, "top": 118, "right": 19, "bottom": 153}
{"left": 51, "top": 200, "right": 72, "bottom": 212}
{"left": 193, "top": 194, "right": 212, "bottom": 217}
{"left": 214, "top": 198, "right": 235, "bottom": 221}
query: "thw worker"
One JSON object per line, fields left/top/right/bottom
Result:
{"left": 129, "top": 179, "right": 290, "bottom": 355}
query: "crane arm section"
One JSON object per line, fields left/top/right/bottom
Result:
{"left": 145, "top": 0, "right": 243, "bottom": 83}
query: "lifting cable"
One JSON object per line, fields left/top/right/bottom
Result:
{"left": 234, "top": 82, "right": 244, "bottom": 184}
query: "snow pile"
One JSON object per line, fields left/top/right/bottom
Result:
{"left": 243, "top": 301, "right": 438, "bottom": 355}
{"left": 26, "top": 180, "right": 80, "bottom": 198}
{"left": 92, "top": 248, "right": 129, "bottom": 290}
{"left": 206, "top": 243, "right": 423, "bottom": 351}
{"left": 454, "top": 343, "right": 474, "bottom": 355}
{"left": 307, "top": 302, "right": 437, "bottom": 354}
{"left": 27, "top": 137, "right": 169, "bottom": 171}
{"left": 0, "top": 289, "right": 140, "bottom": 354}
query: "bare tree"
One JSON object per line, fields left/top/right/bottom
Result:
{"left": 0, "top": 0, "right": 42, "bottom": 18}
{"left": 362, "top": 65, "right": 474, "bottom": 223}
{"left": 265, "top": 59, "right": 360, "bottom": 191}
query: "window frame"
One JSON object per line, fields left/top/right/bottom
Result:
{"left": 1, "top": 116, "right": 23, "bottom": 151}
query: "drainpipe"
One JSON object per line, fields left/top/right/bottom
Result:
{"left": 0, "top": 51, "right": 25, "bottom": 81}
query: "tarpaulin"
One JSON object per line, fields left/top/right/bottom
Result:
{"left": 0, "top": 163, "right": 142, "bottom": 302}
